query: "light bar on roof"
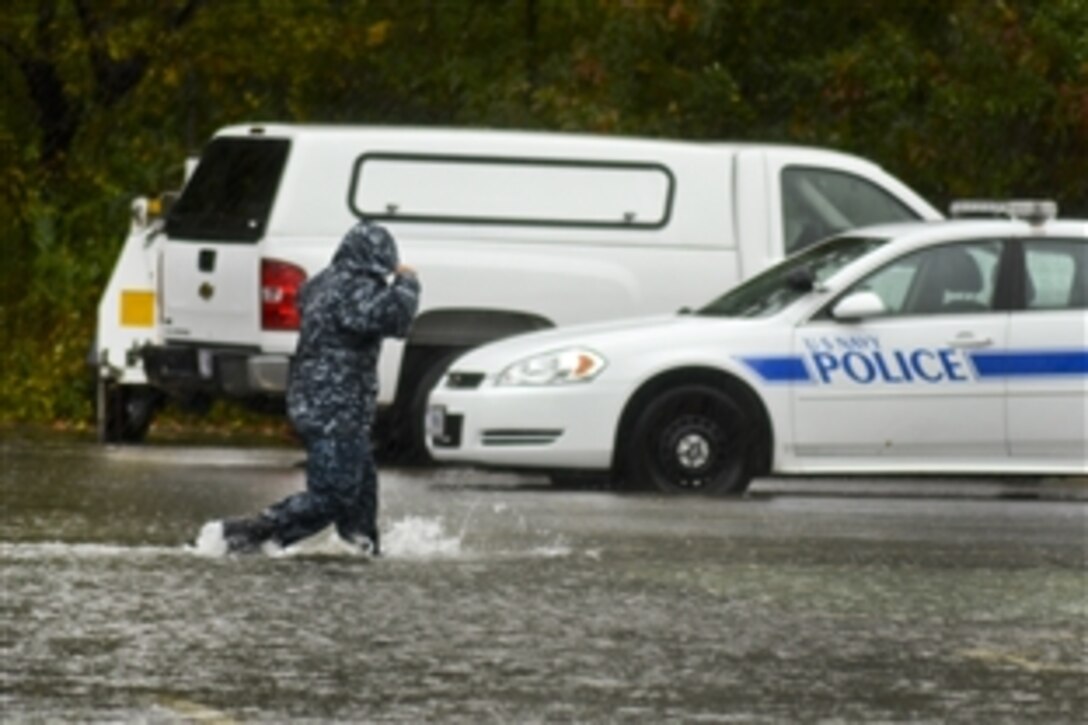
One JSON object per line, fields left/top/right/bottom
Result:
{"left": 949, "top": 199, "right": 1058, "bottom": 225}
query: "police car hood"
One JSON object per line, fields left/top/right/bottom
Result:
{"left": 450, "top": 313, "right": 763, "bottom": 372}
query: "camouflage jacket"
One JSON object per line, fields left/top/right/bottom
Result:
{"left": 286, "top": 221, "right": 421, "bottom": 437}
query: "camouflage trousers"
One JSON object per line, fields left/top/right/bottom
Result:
{"left": 262, "top": 431, "right": 379, "bottom": 551}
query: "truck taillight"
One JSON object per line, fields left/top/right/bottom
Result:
{"left": 261, "top": 259, "right": 307, "bottom": 331}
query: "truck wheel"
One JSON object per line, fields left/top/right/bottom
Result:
{"left": 100, "top": 383, "right": 161, "bottom": 443}
{"left": 377, "top": 350, "right": 462, "bottom": 465}
{"left": 625, "top": 384, "right": 755, "bottom": 495}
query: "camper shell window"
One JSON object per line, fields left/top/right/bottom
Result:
{"left": 166, "top": 137, "right": 290, "bottom": 242}
{"left": 350, "top": 153, "right": 674, "bottom": 229}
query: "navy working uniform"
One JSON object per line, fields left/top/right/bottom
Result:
{"left": 223, "top": 221, "right": 420, "bottom": 555}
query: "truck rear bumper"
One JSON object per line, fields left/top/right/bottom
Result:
{"left": 142, "top": 345, "right": 289, "bottom": 397}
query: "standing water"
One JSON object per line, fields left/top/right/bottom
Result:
{"left": 2, "top": 436, "right": 1086, "bottom": 722}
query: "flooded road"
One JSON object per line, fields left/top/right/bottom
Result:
{"left": 2, "top": 437, "right": 1086, "bottom": 722}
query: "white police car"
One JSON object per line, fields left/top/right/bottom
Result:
{"left": 426, "top": 201, "right": 1087, "bottom": 493}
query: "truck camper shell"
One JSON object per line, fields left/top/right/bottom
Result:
{"left": 94, "top": 124, "right": 940, "bottom": 454}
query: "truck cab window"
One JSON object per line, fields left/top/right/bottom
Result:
{"left": 782, "top": 167, "right": 919, "bottom": 254}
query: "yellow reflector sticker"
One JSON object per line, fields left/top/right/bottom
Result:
{"left": 120, "top": 290, "right": 155, "bottom": 327}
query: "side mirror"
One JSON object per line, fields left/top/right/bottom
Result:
{"left": 832, "top": 291, "right": 886, "bottom": 321}
{"left": 786, "top": 268, "right": 815, "bottom": 292}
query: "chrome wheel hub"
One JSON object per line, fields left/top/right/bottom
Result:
{"left": 675, "top": 432, "right": 711, "bottom": 471}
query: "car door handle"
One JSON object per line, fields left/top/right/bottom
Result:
{"left": 947, "top": 335, "right": 993, "bottom": 349}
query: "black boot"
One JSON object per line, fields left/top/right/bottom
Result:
{"left": 222, "top": 515, "right": 277, "bottom": 554}
{"left": 344, "top": 531, "right": 379, "bottom": 558}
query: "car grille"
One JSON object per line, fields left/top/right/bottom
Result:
{"left": 446, "top": 372, "right": 485, "bottom": 389}
{"left": 481, "top": 429, "right": 562, "bottom": 446}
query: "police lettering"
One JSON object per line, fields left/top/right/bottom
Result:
{"left": 811, "top": 348, "right": 968, "bottom": 384}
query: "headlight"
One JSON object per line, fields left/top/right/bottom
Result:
{"left": 496, "top": 348, "right": 607, "bottom": 386}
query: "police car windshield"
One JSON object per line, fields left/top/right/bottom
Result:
{"left": 697, "top": 236, "right": 888, "bottom": 318}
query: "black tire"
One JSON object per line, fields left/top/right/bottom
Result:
{"left": 376, "top": 350, "right": 462, "bottom": 465}
{"left": 625, "top": 384, "right": 756, "bottom": 495}
{"left": 100, "top": 383, "right": 162, "bottom": 443}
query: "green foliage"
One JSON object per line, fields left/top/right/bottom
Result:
{"left": 1, "top": 0, "right": 1085, "bottom": 428}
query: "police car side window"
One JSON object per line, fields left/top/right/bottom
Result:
{"left": 1024, "top": 239, "right": 1088, "bottom": 310}
{"left": 846, "top": 241, "right": 1003, "bottom": 316}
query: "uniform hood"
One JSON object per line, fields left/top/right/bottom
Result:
{"left": 332, "top": 221, "right": 400, "bottom": 277}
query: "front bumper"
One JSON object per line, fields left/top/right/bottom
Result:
{"left": 425, "top": 376, "right": 629, "bottom": 470}
{"left": 141, "top": 344, "right": 289, "bottom": 398}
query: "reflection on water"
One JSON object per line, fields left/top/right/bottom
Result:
{"left": 1, "top": 437, "right": 1086, "bottom": 722}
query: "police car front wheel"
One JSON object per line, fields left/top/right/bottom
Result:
{"left": 626, "top": 384, "right": 754, "bottom": 495}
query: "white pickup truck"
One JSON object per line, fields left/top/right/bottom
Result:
{"left": 93, "top": 125, "right": 940, "bottom": 457}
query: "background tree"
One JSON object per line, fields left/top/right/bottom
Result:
{"left": 1, "top": 0, "right": 1085, "bottom": 427}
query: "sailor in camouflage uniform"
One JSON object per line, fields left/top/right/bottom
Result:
{"left": 222, "top": 220, "right": 420, "bottom": 555}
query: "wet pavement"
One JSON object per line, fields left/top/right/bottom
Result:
{"left": 1, "top": 436, "right": 1086, "bottom": 722}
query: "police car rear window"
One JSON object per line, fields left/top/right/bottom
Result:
{"left": 699, "top": 237, "right": 888, "bottom": 318}
{"left": 166, "top": 138, "right": 290, "bottom": 242}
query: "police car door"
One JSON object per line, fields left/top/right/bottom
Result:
{"left": 1005, "top": 237, "right": 1088, "bottom": 466}
{"left": 792, "top": 240, "right": 1010, "bottom": 465}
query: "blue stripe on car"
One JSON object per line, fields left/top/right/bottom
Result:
{"left": 741, "top": 356, "right": 811, "bottom": 382}
{"left": 970, "top": 350, "right": 1088, "bottom": 378}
